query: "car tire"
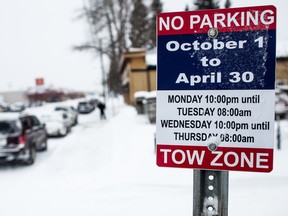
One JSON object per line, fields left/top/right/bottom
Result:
{"left": 39, "top": 139, "right": 48, "bottom": 151}
{"left": 24, "top": 145, "right": 36, "bottom": 165}
{"left": 73, "top": 117, "right": 78, "bottom": 126}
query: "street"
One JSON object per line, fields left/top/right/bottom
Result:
{"left": 0, "top": 98, "right": 287, "bottom": 216}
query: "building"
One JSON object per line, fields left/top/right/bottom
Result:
{"left": 26, "top": 87, "right": 85, "bottom": 103}
{"left": 119, "top": 48, "right": 156, "bottom": 105}
{"left": 0, "top": 86, "right": 85, "bottom": 108}
{"left": 276, "top": 57, "right": 288, "bottom": 81}
{"left": 0, "top": 91, "right": 29, "bottom": 104}
{"left": 276, "top": 40, "right": 288, "bottom": 81}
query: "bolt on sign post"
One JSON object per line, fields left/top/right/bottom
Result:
{"left": 156, "top": 5, "right": 276, "bottom": 216}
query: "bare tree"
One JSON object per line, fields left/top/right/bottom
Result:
{"left": 76, "top": 0, "right": 132, "bottom": 94}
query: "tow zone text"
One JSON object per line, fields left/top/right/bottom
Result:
{"left": 156, "top": 145, "right": 273, "bottom": 172}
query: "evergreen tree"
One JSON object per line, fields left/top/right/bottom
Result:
{"left": 194, "top": 0, "right": 220, "bottom": 10}
{"left": 129, "top": 0, "right": 149, "bottom": 48}
{"left": 194, "top": 0, "right": 231, "bottom": 10}
{"left": 147, "top": 0, "right": 163, "bottom": 50}
{"left": 225, "top": 0, "right": 231, "bottom": 8}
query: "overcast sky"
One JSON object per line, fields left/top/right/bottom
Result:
{"left": 0, "top": 0, "right": 286, "bottom": 92}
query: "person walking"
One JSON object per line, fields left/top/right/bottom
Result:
{"left": 97, "top": 101, "right": 106, "bottom": 120}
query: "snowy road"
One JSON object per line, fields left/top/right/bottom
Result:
{"left": 1, "top": 100, "right": 288, "bottom": 216}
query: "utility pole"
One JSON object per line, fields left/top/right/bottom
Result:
{"left": 99, "top": 39, "right": 107, "bottom": 104}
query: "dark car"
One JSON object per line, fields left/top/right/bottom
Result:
{"left": 89, "top": 98, "right": 99, "bottom": 109}
{"left": 0, "top": 113, "right": 48, "bottom": 165}
{"left": 77, "top": 101, "right": 95, "bottom": 114}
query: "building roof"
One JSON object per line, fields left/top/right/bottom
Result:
{"left": 277, "top": 40, "right": 288, "bottom": 58}
{"left": 119, "top": 48, "right": 146, "bottom": 75}
{"left": 146, "top": 48, "right": 157, "bottom": 66}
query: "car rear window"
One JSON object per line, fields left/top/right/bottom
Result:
{"left": 0, "top": 121, "right": 19, "bottom": 133}
{"left": 55, "top": 107, "right": 67, "bottom": 111}
{"left": 79, "top": 102, "right": 87, "bottom": 105}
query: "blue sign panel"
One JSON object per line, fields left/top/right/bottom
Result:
{"left": 157, "top": 30, "right": 276, "bottom": 91}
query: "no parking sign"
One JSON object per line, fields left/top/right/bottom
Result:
{"left": 156, "top": 6, "right": 276, "bottom": 172}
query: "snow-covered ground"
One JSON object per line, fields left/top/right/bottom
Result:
{"left": 0, "top": 97, "right": 287, "bottom": 216}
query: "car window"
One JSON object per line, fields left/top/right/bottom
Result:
{"left": 0, "top": 120, "right": 21, "bottom": 133}
{"left": 62, "top": 113, "right": 68, "bottom": 119}
{"left": 55, "top": 107, "right": 67, "bottom": 111}
{"left": 21, "top": 117, "right": 32, "bottom": 131}
{"left": 30, "top": 116, "right": 40, "bottom": 126}
{"left": 0, "top": 121, "right": 13, "bottom": 133}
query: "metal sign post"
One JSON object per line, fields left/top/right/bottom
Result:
{"left": 156, "top": 5, "right": 276, "bottom": 216}
{"left": 193, "top": 170, "right": 228, "bottom": 216}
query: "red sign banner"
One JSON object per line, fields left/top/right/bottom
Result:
{"left": 157, "top": 145, "right": 273, "bottom": 172}
{"left": 157, "top": 5, "right": 276, "bottom": 35}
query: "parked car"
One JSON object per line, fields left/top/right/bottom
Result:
{"left": 89, "top": 98, "right": 99, "bottom": 109}
{"left": 40, "top": 111, "right": 71, "bottom": 137}
{"left": 0, "top": 103, "right": 10, "bottom": 112}
{"left": 77, "top": 101, "right": 95, "bottom": 114}
{"left": 24, "top": 107, "right": 72, "bottom": 137}
{"left": 9, "top": 102, "right": 26, "bottom": 112}
{"left": 0, "top": 113, "right": 47, "bottom": 165}
{"left": 54, "top": 105, "right": 78, "bottom": 126}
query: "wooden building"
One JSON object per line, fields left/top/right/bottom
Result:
{"left": 276, "top": 57, "right": 288, "bottom": 81}
{"left": 119, "top": 48, "right": 156, "bottom": 105}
